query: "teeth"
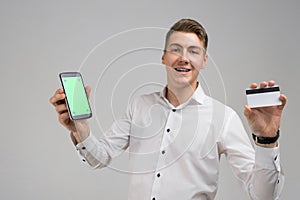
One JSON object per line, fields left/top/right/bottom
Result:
{"left": 175, "top": 68, "right": 191, "bottom": 72}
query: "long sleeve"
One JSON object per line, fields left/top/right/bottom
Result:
{"left": 251, "top": 145, "right": 284, "bottom": 200}
{"left": 73, "top": 98, "right": 135, "bottom": 169}
{"left": 221, "top": 110, "right": 284, "bottom": 199}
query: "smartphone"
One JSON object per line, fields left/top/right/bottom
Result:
{"left": 59, "top": 72, "right": 92, "bottom": 120}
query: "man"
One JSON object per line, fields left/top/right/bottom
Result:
{"left": 50, "top": 19, "right": 287, "bottom": 199}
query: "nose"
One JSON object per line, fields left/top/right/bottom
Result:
{"left": 177, "top": 53, "right": 190, "bottom": 64}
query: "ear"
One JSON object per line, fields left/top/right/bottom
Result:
{"left": 200, "top": 53, "right": 208, "bottom": 69}
{"left": 162, "top": 53, "right": 165, "bottom": 64}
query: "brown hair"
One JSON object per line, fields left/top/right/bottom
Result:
{"left": 165, "top": 18, "right": 208, "bottom": 50}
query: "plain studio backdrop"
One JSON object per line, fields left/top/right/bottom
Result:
{"left": 0, "top": 0, "right": 299, "bottom": 199}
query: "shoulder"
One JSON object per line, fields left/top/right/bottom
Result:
{"left": 127, "top": 91, "right": 162, "bottom": 117}
{"left": 129, "top": 91, "right": 161, "bottom": 107}
{"left": 204, "top": 96, "right": 240, "bottom": 121}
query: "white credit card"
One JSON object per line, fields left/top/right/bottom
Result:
{"left": 246, "top": 86, "right": 282, "bottom": 108}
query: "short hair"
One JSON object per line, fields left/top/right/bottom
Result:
{"left": 165, "top": 18, "right": 208, "bottom": 50}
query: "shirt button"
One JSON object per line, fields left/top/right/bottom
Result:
{"left": 157, "top": 173, "right": 161, "bottom": 178}
{"left": 166, "top": 128, "right": 170, "bottom": 133}
{"left": 82, "top": 147, "right": 86, "bottom": 150}
{"left": 162, "top": 150, "right": 165, "bottom": 154}
{"left": 82, "top": 159, "right": 86, "bottom": 162}
{"left": 172, "top": 109, "right": 176, "bottom": 112}
{"left": 152, "top": 198, "right": 156, "bottom": 200}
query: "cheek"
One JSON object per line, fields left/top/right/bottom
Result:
{"left": 190, "top": 58, "right": 204, "bottom": 70}
{"left": 164, "top": 54, "right": 179, "bottom": 65}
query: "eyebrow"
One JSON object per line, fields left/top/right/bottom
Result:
{"left": 168, "top": 43, "right": 203, "bottom": 49}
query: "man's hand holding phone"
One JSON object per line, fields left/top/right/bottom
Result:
{"left": 49, "top": 72, "right": 92, "bottom": 143}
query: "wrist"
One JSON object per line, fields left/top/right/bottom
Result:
{"left": 71, "top": 130, "right": 89, "bottom": 144}
{"left": 252, "top": 129, "right": 280, "bottom": 148}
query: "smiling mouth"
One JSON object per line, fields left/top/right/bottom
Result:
{"left": 174, "top": 68, "right": 191, "bottom": 72}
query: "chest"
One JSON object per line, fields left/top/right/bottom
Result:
{"left": 129, "top": 103, "right": 225, "bottom": 163}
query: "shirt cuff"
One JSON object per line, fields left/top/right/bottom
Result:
{"left": 255, "top": 144, "right": 281, "bottom": 171}
{"left": 75, "top": 132, "right": 107, "bottom": 168}
{"left": 75, "top": 132, "right": 97, "bottom": 151}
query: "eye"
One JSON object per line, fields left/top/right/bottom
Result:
{"left": 190, "top": 49, "right": 200, "bottom": 54}
{"left": 170, "top": 47, "right": 180, "bottom": 53}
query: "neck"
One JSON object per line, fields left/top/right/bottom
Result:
{"left": 166, "top": 82, "right": 198, "bottom": 107}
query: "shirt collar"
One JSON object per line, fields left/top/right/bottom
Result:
{"left": 160, "top": 82, "right": 206, "bottom": 106}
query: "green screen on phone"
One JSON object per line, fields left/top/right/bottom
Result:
{"left": 61, "top": 73, "right": 92, "bottom": 120}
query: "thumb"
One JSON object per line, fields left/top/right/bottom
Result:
{"left": 244, "top": 105, "right": 251, "bottom": 118}
{"left": 85, "top": 86, "right": 91, "bottom": 99}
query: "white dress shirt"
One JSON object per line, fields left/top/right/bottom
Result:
{"left": 76, "top": 85, "right": 284, "bottom": 200}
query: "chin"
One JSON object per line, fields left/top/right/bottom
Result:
{"left": 172, "top": 78, "right": 196, "bottom": 88}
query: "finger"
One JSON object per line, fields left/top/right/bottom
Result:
{"left": 56, "top": 88, "right": 64, "bottom": 94}
{"left": 278, "top": 94, "right": 287, "bottom": 109}
{"left": 249, "top": 83, "right": 258, "bottom": 89}
{"left": 244, "top": 105, "right": 252, "bottom": 118}
{"left": 54, "top": 93, "right": 66, "bottom": 105}
{"left": 260, "top": 81, "right": 268, "bottom": 88}
{"left": 268, "top": 80, "right": 275, "bottom": 87}
{"left": 49, "top": 88, "right": 64, "bottom": 105}
{"left": 55, "top": 103, "right": 68, "bottom": 114}
{"left": 50, "top": 92, "right": 66, "bottom": 106}
{"left": 49, "top": 95, "right": 57, "bottom": 106}
{"left": 58, "top": 112, "right": 71, "bottom": 125}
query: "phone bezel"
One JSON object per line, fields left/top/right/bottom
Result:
{"left": 59, "top": 72, "right": 92, "bottom": 120}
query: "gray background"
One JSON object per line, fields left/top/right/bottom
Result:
{"left": 0, "top": 0, "right": 299, "bottom": 199}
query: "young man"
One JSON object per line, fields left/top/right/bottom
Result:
{"left": 50, "top": 19, "right": 287, "bottom": 199}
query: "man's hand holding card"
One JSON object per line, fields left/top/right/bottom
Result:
{"left": 244, "top": 81, "right": 287, "bottom": 147}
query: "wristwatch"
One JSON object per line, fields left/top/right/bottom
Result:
{"left": 252, "top": 130, "right": 280, "bottom": 144}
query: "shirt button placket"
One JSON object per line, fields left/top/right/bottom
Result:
{"left": 151, "top": 108, "right": 176, "bottom": 200}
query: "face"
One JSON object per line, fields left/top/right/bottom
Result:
{"left": 162, "top": 31, "right": 208, "bottom": 89}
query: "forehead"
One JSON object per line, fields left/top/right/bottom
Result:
{"left": 167, "top": 31, "right": 204, "bottom": 48}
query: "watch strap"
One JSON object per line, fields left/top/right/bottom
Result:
{"left": 252, "top": 130, "right": 280, "bottom": 144}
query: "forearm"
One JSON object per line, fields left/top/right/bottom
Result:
{"left": 71, "top": 120, "right": 90, "bottom": 144}
{"left": 72, "top": 122, "right": 130, "bottom": 169}
{"left": 71, "top": 104, "right": 132, "bottom": 169}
